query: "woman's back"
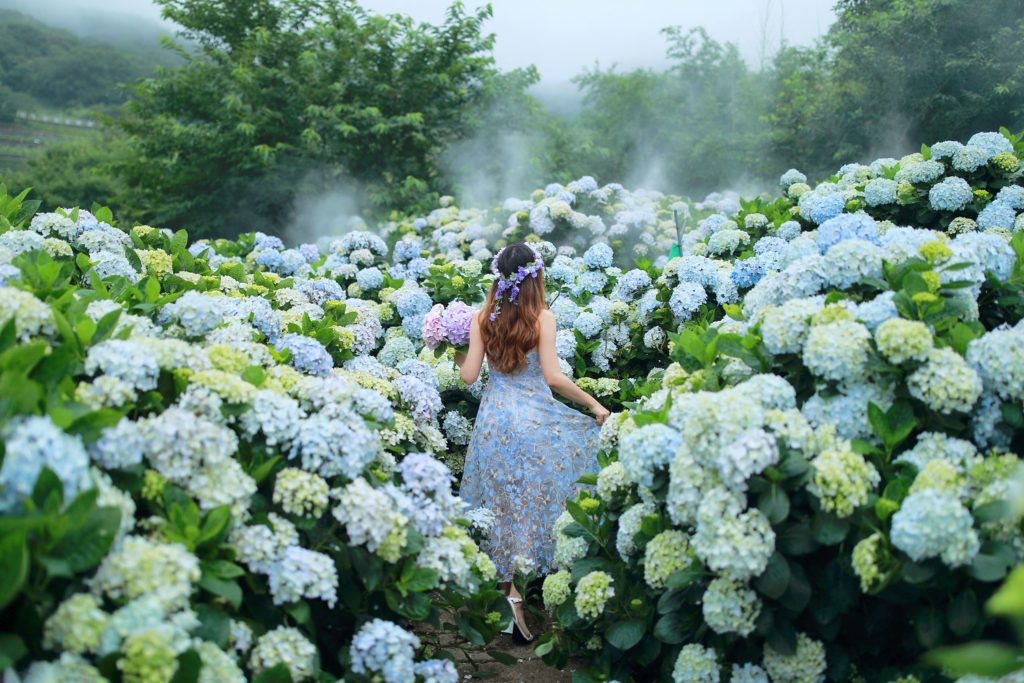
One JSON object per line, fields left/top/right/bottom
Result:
{"left": 454, "top": 242, "right": 606, "bottom": 582}
{"left": 485, "top": 348, "right": 542, "bottom": 383}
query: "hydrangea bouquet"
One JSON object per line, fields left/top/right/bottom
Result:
{"left": 422, "top": 301, "right": 476, "bottom": 356}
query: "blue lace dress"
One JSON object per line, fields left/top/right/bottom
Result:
{"left": 459, "top": 350, "right": 600, "bottom": 580}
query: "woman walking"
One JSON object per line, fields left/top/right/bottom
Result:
{"left": 456, "top": 242, "right": 609, "bottom": 642}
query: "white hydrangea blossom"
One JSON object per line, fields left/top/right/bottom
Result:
{"left": 702, "top": 577, "right": 762, "bottom": 636}
{"left": 90, "top": 536, "right": 200, "bottom": 611}
{"left": 763, "top": 633, "right": 827, "bottom": 683}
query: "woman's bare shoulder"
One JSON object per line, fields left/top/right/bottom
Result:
{"left": 538, "top": 308, "right": 556, "bottom": 324}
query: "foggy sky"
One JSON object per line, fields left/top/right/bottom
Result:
{"left": 366, "top": 0, "right": 836, "bottom": 81}
{"left": 2, "top": 0, "right": 837, "bottom": 82}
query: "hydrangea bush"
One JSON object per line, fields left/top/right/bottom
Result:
{"left": 533, "top": 130, "right": 1024, "bottom": 681}
{"left": 0, "top": 202, "right": 508, "bottom": 682}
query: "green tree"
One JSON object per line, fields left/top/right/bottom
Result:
{"left": 116, "top": 0, "right": 536, "bottom": 237}
{"left": 767, "top": 0, "right": 1024, "bottom": 173}
{"left": 5, "top": 137, "right": 132, "bottom": 216}
{"left": 763, "top": 44, "right": 838, "bottom": 178}
{"left": 564, "top": 28, "right": 770, "bottom": 197}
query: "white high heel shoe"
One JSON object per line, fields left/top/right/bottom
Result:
{"left": 503, "top": 596, "right": 534, "bottom": 642}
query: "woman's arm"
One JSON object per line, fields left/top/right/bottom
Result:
{"left": 536, "top": 309, "right": 610, "bottom": 424}
{"left": 454, "top": 313, "right": 485, "bottom": 385}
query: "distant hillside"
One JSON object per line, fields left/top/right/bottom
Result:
{"left": 0, "top": 7, "right": 180, "bottom": 112}
{"left": 0, "top": 0, "right": 180, "bottom": 63}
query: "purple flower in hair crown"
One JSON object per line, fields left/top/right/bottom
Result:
{"left": 490, "top": 245, "right": 544, "bottom": 320}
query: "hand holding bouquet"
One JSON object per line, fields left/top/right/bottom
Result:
{"left": 423, "top": 300, "right": 476, "bottom": 355}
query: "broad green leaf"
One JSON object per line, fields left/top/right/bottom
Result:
{"left": 0, "top": 532, "right": 29, "bottom": 610}
{"left": 252, "top": 663, "right": 294, "bottom": 683}
{"left": 925, "top": 642, "right": 1024, "bottom": 678}
{"left": 560, "top": 522, "right": 589, "bottom": 538}
{"left": 758, "top": 485, "right": 790, "bottom": 524}
{"left": 48, "top": 506, "right": 120, "bottom": 574}
{"left": 779, "top": 563, "right": 812, "bottom": 613}
{"left": 400, "top": 566, "right": 438, "bottom": 593}
{"left": 93, "top": 205, "right": 114, "bottom": 225}
{"left": 604, "top": 618, "right": 646, "bottom": 651}
{"left": 241, "top": 365, "right": 267, "bottom": 386}
{"left": 665, "top": 566, "right": 703, "bottom": 590}
{"left": 555, "top": 600, "right": 581, "bottom": 630}
{"left": 766, "top": 617, "right": 797, "bottom": 656}
{"left": 677, "top": 330, "right": 708, "bottom": 365}
{"left": 250, "top": 455, "right": 282, "bottom": 484}
{"left": 455, "top": 613, "right": 485, "bottom": 646}
{"left": 145, "top": 276, "right": 161, "bottom": 302}
{"left": 947, "top": 591, "right": 980, "bottom": 637}
{"left": 570, "top": 557, "right": 611, "bottom": 584}
{"left": 200, "top": 560, "right": 245, "bottom": 580}
{"left": 777, "top": 452, "right": 810, "bottom": 480}
{"left": 914, "top": 605, "right": 946, "bottom": 648}
{"left": 811, "top": 511, "right": 850, "bottom": 545}
{"left": 565, "top": 499, "right": 589, "bottom": 527}
{"left": 775, "top": 520, "right": 817, "bottom": 556}
{"left": 987, "top": 566, "right": 1024, "bottom": 617}
{"left": 974, "top": 500, "right": 1013, "bottom": 525}
{"left": 1001, "top": 403, "right": 1024, "bottom": 430}
{"left": 885, "top": 401, "right": 918, "bottom": 448}
{"left": 0, "top": 340, "right": 49, "bottom": 374}
{"left": 171, "top": 229, "right": 189, "bottom": 254}
{"left": 167, "top": 651, "right": 197, "bottom": 679}
{"left": 970, "top": 554, "right": 1009, "bottom": 583}
{"left": 0, "top": 633, "right": 26, "bottom": 669}
{"left": 31, "top": 467, "right": 64, "bottom": 511}
{"left": 194, "top": 605, "right": 230, "bottom": 648}
{"left": 285, "top": 600, "right": 312, "bottom": 627}
{"left": 197, "top": 506, "right": 232, "bottom": 547}
{"left": 92, "top": 308, "right": 122, "bottom": 344}
{"left": 198, "top": 574, "right": 242, "bottom": 609}
{"left": 723, "top": 303, "right": 745, "bottom": 320}
{"left": 653, "top": 610, "right": 697, "bottom": 644}
{"left": 656, "top": 588, "right": 686, "bottom": 615}
{"left": 754, "top": 552, "right": 791, "bottom": 600}
{"left": 902, "top": 561, "right": 938, "bottom": 584}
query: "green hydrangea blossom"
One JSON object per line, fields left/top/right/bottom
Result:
{"left": 574, "top": 571, "right": 615, "bottom": 619}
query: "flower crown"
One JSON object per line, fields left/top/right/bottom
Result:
{"left": 489, "top": 245, "right": 544, "bottom": 320}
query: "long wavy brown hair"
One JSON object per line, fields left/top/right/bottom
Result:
{"left": 479, "top": 243, "right": 547, "bottom": 374}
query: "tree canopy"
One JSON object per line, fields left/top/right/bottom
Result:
{"left": 766, "top": 0, "right": 1024, "bottom": 174}
{"left": 114, "top": 0, "right": 537, "bottom": 236}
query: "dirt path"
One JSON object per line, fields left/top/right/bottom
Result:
{"left": 416, "top": 611, "right": 578, "bottom": 682}
{"left": 457, "top": 633, "right": 574, "bottom": 682}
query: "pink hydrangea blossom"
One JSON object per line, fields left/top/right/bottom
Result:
{"left": 421, "top": 303, "right": 446, "bottom": 349}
